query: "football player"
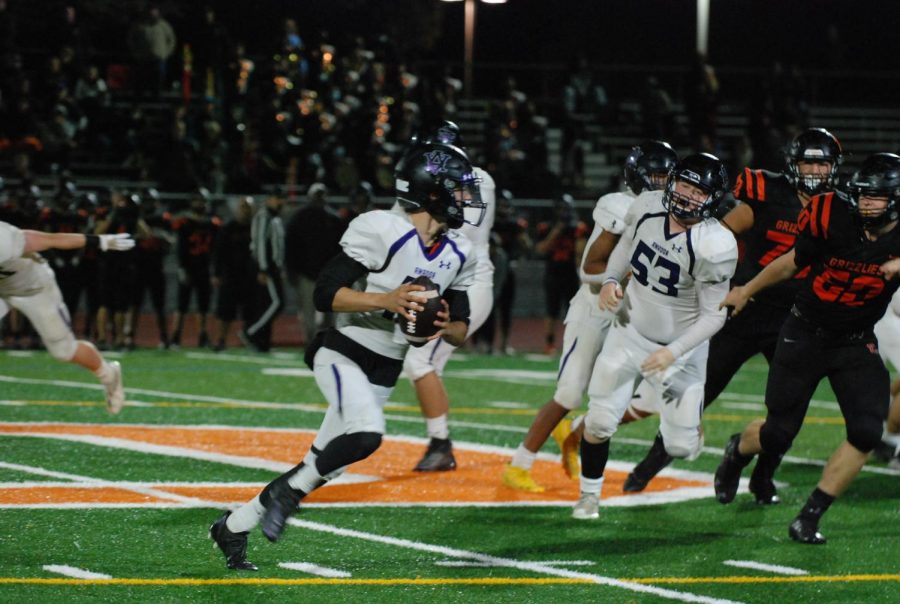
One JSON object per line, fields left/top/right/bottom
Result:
{"left": 402, "top": 121, "right": 495, "bottom": 472}
{"left": 502, "top": 141, "right": 678, "bottom": 493}
{"left": 873, "top": 290, "right": 900, "bottom": 468}
{"left": 621, "top": 128, "right": 844, "bottom": 501}
{"left": 171, "top": 188, "right": 219, "bottom": 348}
{"left": 0, "top": 221, "right": 133, "bottom": 413}
{"left": 573, "top": 153, "right": 738, "bottom": 520}
{"left": 209, "top": 142, "right": 484, "bottom": 570}
{"left": 716, "top": 153, "right": 900, "bottom": 544}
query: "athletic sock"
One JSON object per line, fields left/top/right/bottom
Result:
{"left": 94, "top": 360, "right": 115, "bottom": 384}
{"left": 287, "top": 462, "right": 325, "bottom": 494}
{"left": 798, "top": 487, "right": 835, "bottom": 523}
{"left": 425, "top": 414, "right": 450, "bottom": 440}
{"left": 580, "top": 437, "right": 610, "bottom": 480}
{"left": 226, "top": 495, "right": 265, "bottom": 533}
{"left": 510, "top": 445, "right": 537, "bottom": 471}
{"left": 579, "top": 475, "right": 604, "bottom": 496}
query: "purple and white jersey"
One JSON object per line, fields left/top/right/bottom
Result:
{"left": 0, "top": 221, "right": 50, "bottom": 298}
{"left": 337, "top": 207, "right": 476, "bottom": 359}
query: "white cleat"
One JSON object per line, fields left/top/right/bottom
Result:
{"left": 572, "top": 492, "right": 600, "bottom": 520}
{"left": 105, "top": 361, "right": 125, "bottom": 414}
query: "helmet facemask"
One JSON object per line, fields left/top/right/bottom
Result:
{"left": 663, "top": 178, "right": 717, "bottom": 223}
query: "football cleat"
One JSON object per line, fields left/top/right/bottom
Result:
{"left": 413, "top": 438, "right": 457, "bottom": 472}
{"left": 501, "top": 465, "right": 545, "bottom": 493}
{"left": 551, "top": 418, "right": 579, "bottom": 480}
{"left": 209, "top": 512, "right": 258, "bottom": 570}
{"left": 623, "top": 434, "right": 673, "bottom": 493}
{"left": 714, "top": 433, "right": 752, "bottom": 504}
{"left": 789, "top": 517, "right": 826, "bottom": 545}
{"left": 748, "top": 474, "right": 781, "bottom": 505}
{"left": 104, "top": 361, "right": 125, "bottom": 415}
{"left": 261, "top": 482, "right": 301, "bottom": 543}
{"left": 572, "top": 492, "right": 600, "bottom": 520}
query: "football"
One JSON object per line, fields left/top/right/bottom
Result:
{"left": 396, "top": 275, "right": 444, "bottom": 347}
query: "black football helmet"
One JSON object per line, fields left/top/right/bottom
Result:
{"left": 624, "top": 140, "right": 679, "bottom": 195}
{"left": 395, "top": 142, "right": 484, "bottom": 229}
{"left": 786, "top": 128, "right": 843, "bottom": 196}
{"left": 662, "top": 153, "right": 729, "bottom": 222}
{"left": 428, "top": 120, "right": 464, "bottom": 148}
{"left": 845, "top": 152, "right": 900, "bottom": 229}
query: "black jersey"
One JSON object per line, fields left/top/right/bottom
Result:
{"left": 793, "top": 191, "right": 900, "bottom": 332}
{"left": 732, "top": 168, "right": 808, "bottom": 309}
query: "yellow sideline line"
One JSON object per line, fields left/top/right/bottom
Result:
{"left": 623, "top": 574, "right": 900, "bottom": 585}
{"left": 0, "top": 577, "right": 589, "bottom": 586}
{"left": 0, "top": 574, "right": 897, "bottom": 587}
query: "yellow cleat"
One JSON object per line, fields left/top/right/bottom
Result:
{"left": 502, "top": 465, "right": 545, "bottom": 493}
{"left": 551, "top": 418, "right": 580, "bottom": 480}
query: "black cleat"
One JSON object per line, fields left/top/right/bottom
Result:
{"left": 714, "top": 433, "right": 752, "bottom": 504}
{"left": 789, "top": 517, "right": 826, "bottom": 545}
{"left": 261, "top": 482, "right": 301, "bottom": 543}
{"left": 748, "top": 475, "right": 781, "bottom": 505}
{"left": 623, "top": 434, "right": 673, "bottom": 493}
{"left": 413, "top": 438, "right": 457, "bottom": 472}
{"left": 209, "top": 512, "right": 258, "bottom": 571}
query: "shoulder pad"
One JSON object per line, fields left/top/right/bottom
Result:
{"left": 692, "top": 220, "right": 738, "bottom": 282}
{"left": 593, "top": 191, "right": 634, "bottom": 235}
{"left": 340, "top": 210, "right": 401, "bottom": 270}
{"left": 0, "top": 221, "right": 26, "bottom": 264}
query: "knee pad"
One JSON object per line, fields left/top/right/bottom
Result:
{"left": 584, "top": 407, "right": 619, "bottom": 442}
{"left": 661, "top": 428, "right": 704, "bottom": 460}
{"left": 403, "top": 345, "right": 436, "bottom": 381}
{"left": 847, "top": 418, "right": 884, "bottom": 453}
{"left": 759, "top": 421, "right": 794, "bottom": 457}
{"left": 315, "top": 431, "right": 383, "bottom": 476}
{"left": 47, "top": 336, "right": 78, "bottom": 362}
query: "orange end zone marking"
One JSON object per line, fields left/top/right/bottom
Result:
{"left": 0, "top": 423, "right": 708, "bottom": 506}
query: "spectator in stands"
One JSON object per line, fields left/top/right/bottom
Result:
{"left": 127, "top": 4, "right": 176, "bottom": 98}
{"left": 641, "top": 76, "right": 675, "bottom": 140}
{"left": 242, "top": 193, "right": 285, "bottom": 352}
{"left": 283, "top": 183, "right": 345, "bottom": 345}
{"left": 685, "top": 52, "right": 719, "bottom": 148}
{"left": 535, "top": 194, "right": 585, "bottom": 355}
{"left": 561, "top": 57, "right": 608, "bottom": 188}
{"left": 213, "top": 196, "right": 255, "bottom": 351}
{"left": 339, "top": 180, "right": 376, "bottom": 224}
{"left": 192, "top": 5, "right": 230, "bottom": 100}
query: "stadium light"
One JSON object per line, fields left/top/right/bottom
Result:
{"left": 441, "top": 0, "right": 508, "bottom": 95}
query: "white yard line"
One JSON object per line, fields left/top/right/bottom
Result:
{"left": 277, "top": 562, "right": 352, "bottom": 578}
{"left": 723, "top": 560, "right": 809, "bottom": 576}
{"left": 186, "top": 352, "right": 302, "bottom": 366}
{"left": 0, "top": 461, "right": 207, "bottom": 506}
{"left": 42, "top": 564, "right": 112, "bottom": 579}
{"left": 436, "top": 560, "right": 595, "bottom": 568}
{"left": 288, "top": 517, "right": 742, "bottom": 604}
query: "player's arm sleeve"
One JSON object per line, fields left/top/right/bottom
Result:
{"left": 313, "top": 251, "right": 369, "bottom": 312}
{"left": 444, "top": 288, "right": 470, "bottom": 325}
{"left": 667, "top": 279, "right": 730, "bottom": 359}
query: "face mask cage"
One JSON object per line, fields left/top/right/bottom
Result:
{"left": 441, "top": 171, "right": 484, "bottom": 229}
{"left": 663, "top": 178, "right": 714, "bottom": 221}
{"left": 846, "top": 184, "right": 898, "bottom": 229}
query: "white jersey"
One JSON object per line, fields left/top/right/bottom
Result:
{"left": 0, "top": 221, "right": 48, "bottom": 298}
{"left": 609, "top": 191, "right": 738, "bottom": 346}
{"left": 337, "top": 208, "right": 476, "bottom": 360}
{"left": 570, "top": 190, "right": 635, "bottom": 314}
{"left": 459, "top": 167, "right": 495, "bottom": 286}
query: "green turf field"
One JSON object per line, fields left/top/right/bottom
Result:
{"left": 0, "top": 347, "right": 897, "bottom": 604}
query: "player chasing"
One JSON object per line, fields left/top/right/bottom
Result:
{"left": 573, "top": 153, "right": 737, "bottom": 520}
{"left": 501, "top": 141, "right": 678, "bottom": 492}
{"left": 715, "top": 152, "right": 900, "bottom": 544}
{"left": 209, "top": 142, "right": 484, "bottom": 570}
{"left": 0, "top": 222, "right": 133, "bottom": 413}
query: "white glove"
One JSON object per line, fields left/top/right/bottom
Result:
{"left": 99, "top": 233, "right": 136, "bottom": 252}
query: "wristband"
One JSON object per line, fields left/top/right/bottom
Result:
{"left": 85, "top": 234, "right": 100, "bottom": 251}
